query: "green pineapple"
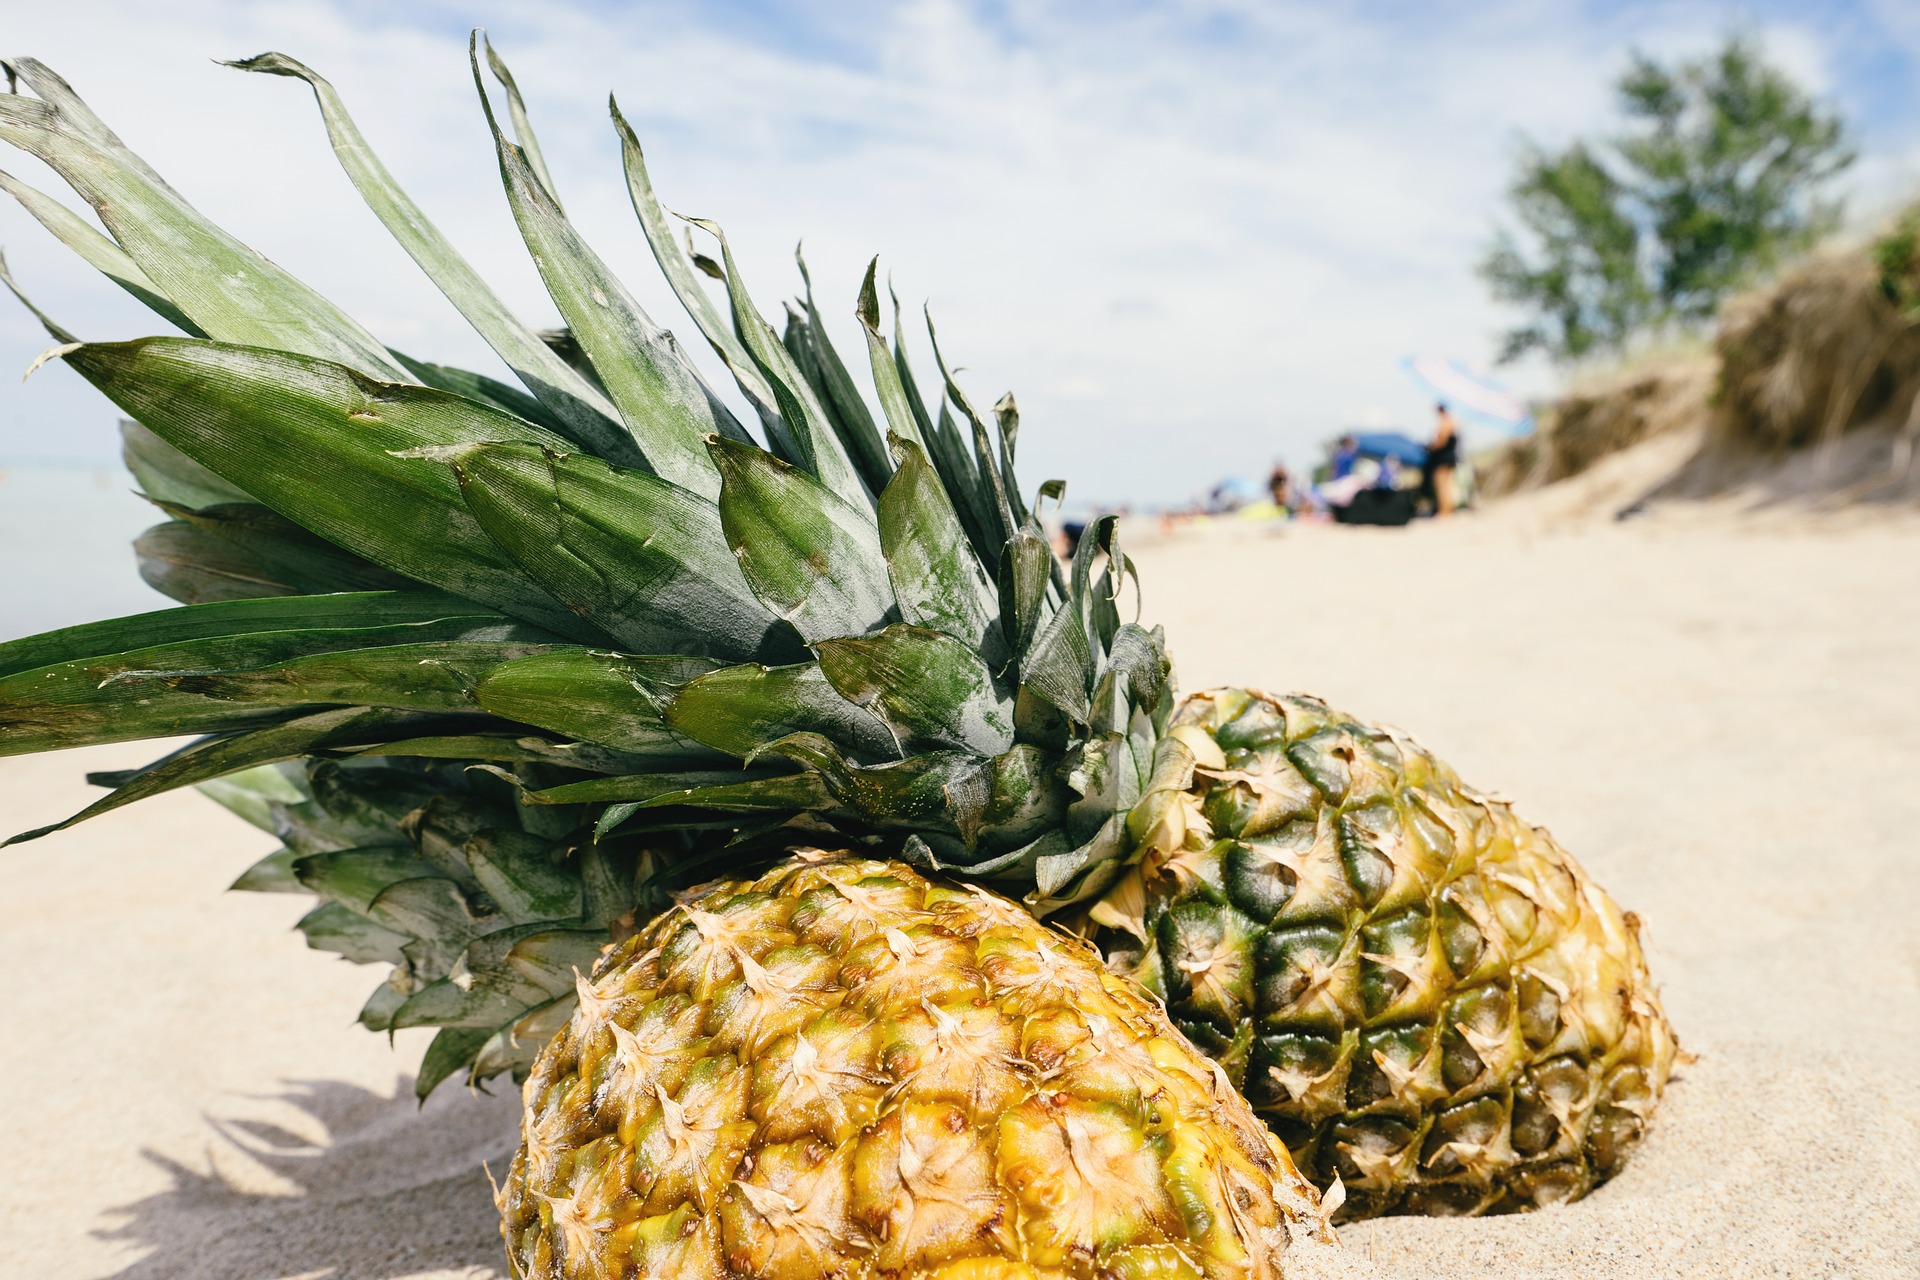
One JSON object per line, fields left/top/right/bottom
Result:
{"left": 1089, "top": 690, "right": 1677, "bottom": 1217}
{"left": 0, "top": 35, "right": 1674, "bottom": 1231}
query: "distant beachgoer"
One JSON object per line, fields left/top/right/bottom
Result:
{"left": 1426, "top": 402, "right": 1460, "bottom": 516}
{"left": 1331, "top": 434, "right": 1359, "bottom": 480}
{"left": 1374, "top": 455, "right": 1403, "bottom": 490}
{"left": 1267, "top": 463, "right": 1292, "bottom": 512}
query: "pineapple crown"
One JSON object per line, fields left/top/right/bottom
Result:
{"left": 0, "top": 42, "right": 1175, "bottom": 920}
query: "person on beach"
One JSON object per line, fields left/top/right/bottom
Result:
{"left": 1330, "top": 434, "right": 1360, "bottom": 480}
{"left": 1425, "top": 402, "right": 1460, "bottom": 516}
{"left": 1267, "top": 462, "right": 1293, "bottom": 514}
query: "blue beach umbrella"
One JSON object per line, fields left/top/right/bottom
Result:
{"left": 1400, "top": 355, "right": 1535, "bottom": 435}
{"left": 1350, "top": 432, "right": 1429, "bottom": 466}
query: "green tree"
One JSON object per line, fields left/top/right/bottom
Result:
{"left": 1481, "top": 36, "right": 1854, "bottom": 362}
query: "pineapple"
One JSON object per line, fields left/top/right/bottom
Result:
{"left": 0, "top": 36, "right": 1673, "bottom": 1227}
{"left": 498, "top": 855, "right": 1342, "bottom": 1280}
{"left": 1088, "top": 690, "right": 1678, "bottom": 1218}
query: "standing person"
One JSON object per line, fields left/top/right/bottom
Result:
{"left": 1267, "top": 461, "right": 1292, "bottom": 513}
{"left": 1426, "top": 402, "right": 1461, "bottom": 516}
{"left": 1330, "top": 433, "right": 1360, "bottom": 480}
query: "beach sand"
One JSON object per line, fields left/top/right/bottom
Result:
{"left": 4, "top": 486, "right": 1918, "bottom": 1279}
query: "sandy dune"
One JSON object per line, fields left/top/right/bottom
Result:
{"left": 3, "top": 496, "right": 1917, "bottom": 1279}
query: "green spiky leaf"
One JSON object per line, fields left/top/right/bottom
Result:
{"left": 815, "top": 625, "right": 1013, "bottom": 756}
{"left": 0, "top": 591, "right": 497, "bottom": 681}
{"left": 1022, "top": 598, "right": 1095, "bottom": 724}
{"left": 997, "top": 532, "right": 1054, "bottom": 662}
{"left": 141, "top": 639, "right": 565, "bottom": 716}
{"left": 470, "top": 43, "right": 746, "bottom": 496}
{"left": 386, "top": 351, "right": 562, "bottom": 432}
{"left": 532, "top": 770, "right": 827, "bottom": 812}
{"left": 709, "top": 437, "right": 894, "bottom": 644}
{"left": 6, "top": 707, "right": 469, "bottom": 843}
{"left": 298, "top": 901, "right": 410, "bottom": 964}
{"left": 686, "top": 218, "right": 867, "bottom": 504}
{"left": 230, "top": 846, "right": 302, "bottom": 893}
{"left": 199, "top": 762, "right": 309, "bottom": 833}
{"left": 478, "top": 36, "right": 564, "bottom": 211}
{"left": 135, "top": 502, "right": 415, "bottom": 604}
{"left": 662, "top": 661, "right": 893, "bottom": 762}
{"left": 0, "top": 168, "right": 203, "bottom": 335}
{"left": 295, "top": 846, "right": 444, "bottom": 914}
{"left": 120, "top": 420, "right": 251, "bottom": 509}
{"left": 0, "top": 620, "right": 544, "bottom": 754}
{"left": 442, "top": 442, "right": 797, "bottom": 662}
{"left": 610, "top": 98, "right": 785, "bottom": 433}
{"left": 59, "top": 338, "right": 598, "bottom": 640}
{"left": 474, "top": 650, "right": 719, "bottom": 756}
{"left": 527, "top": 768, "right": 778, "bottom": 805}
{"left": 0, "top": 59, "right": 404, "bottom": 377}
{"left": 877, "top": 437, "right": 999, "bottom": 656}
{"left": 793, "top": 248, "right": 891, "bottom": 491}
{"left": 225, "top": 50, "right": 633, "bottom": 458}
{"left": 462, "top": 827, "right": 582, "bottom": 921}
{"left": 417, "top": 1027, "right": 494, "bottom": 1097}
{"left": 855, "top": 261, "right": 929, "bottom": 455}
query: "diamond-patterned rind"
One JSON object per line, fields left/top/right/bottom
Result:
{"left": 1098, "top": 689, "right": 1678, "bottom": 1220}
{"left": 499, "top": 856, "right": 1338, "bottom": 1280}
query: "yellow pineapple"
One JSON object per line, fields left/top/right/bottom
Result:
{"left": 498, "top": 856, "right": 1343, "bottom": 1280}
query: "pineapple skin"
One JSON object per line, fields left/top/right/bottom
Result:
{"left": 499, "top": 856, "right": 1340, "bottom": 1280}
{"left": 1096, "top": 689, "right": 1678, "bottom": 1220}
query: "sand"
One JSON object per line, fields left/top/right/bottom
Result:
{"left": 4, "top": 490, "right": 1918, "bottom": 1279}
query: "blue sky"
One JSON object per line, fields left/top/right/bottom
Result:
{"left": 3, "top": 0, "right": 1918, "bottom": 505}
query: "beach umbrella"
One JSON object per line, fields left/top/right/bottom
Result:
{"left": 1400, "top": 354, "right": 1535, "bottom": 435}
{"left": 1350, "top": 431, "right": 1429, "bottom": 465}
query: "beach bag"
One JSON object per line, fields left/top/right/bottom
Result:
{"left": 1334, "top": 488, "right": 1416, "bottom": 526}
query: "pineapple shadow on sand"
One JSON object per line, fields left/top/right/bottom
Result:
{"left": 98, "top": 1076, "right": 522, "bottom": 1280}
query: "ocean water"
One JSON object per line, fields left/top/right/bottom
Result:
{"left": 0, "top": 466, "right": 167, "bottom": 641}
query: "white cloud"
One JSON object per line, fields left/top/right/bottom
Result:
{"left": 0, "top": 0, "right": 1907, "bottom": 504}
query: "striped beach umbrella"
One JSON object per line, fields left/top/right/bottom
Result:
{"left": 1400, "top": 354, "right": 1535, "bottom": 435}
